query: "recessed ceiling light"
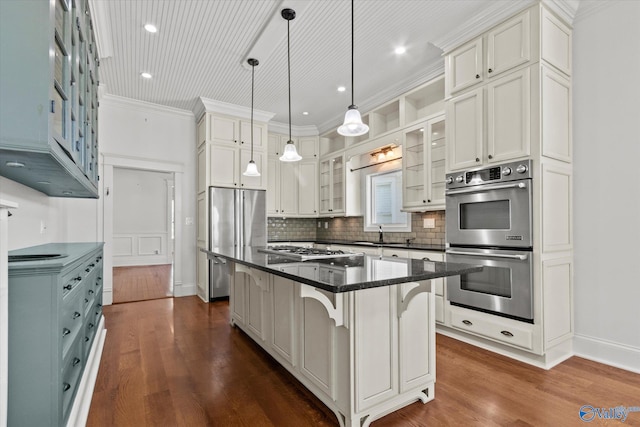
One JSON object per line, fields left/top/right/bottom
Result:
{"left": 141, "top": 72, "right": 152, "bottom": 79}
{"left": 302, "top": 111, "right": 309, "bottom": 116}
{"left": 394, "top": 46, "right": 406, "bottom": 55}
{"left": 419, "top": 128, "right": 424, "bottom": 132}
{"left": 144, "top": 24, "right": 157, "bottom": 33}
{"left": 432, "top": 142, "right": 437, "bottom": 146}
{"left": 337, "top": 86, "right": 346, "bottom": 92}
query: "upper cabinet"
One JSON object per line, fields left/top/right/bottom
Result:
{"left": 0, "top": 0, "right": 100, "bottom": 198}
{"left": 445, "top": 4, "right": 572, "bottom": 172}
{"left": 402, "top": 115, "right": 446, "bottom": 211}
{"left": 445, "top": 10, "right": 531, "bottom": 98}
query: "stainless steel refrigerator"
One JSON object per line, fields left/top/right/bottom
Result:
{"left": 208, "top": 186, "right": 266, "bottom": 300}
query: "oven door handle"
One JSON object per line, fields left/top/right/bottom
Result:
{"left": 445, "top": 182, "right": 527, "bottom": 196}
{"left": 447, "top": 250, "right": 528, "bottom": 261}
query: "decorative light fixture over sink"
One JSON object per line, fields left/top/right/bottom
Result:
{"left": 243, "top": 58, "right": 261, "bottom": 177}
{"left": 279, "top": 8, "right": 302, "bottom": 162}
{"left": 337, "top": 0, "right": 369, "bottom": 137}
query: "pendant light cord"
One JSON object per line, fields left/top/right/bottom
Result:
{"left": 251, "top": 62, "right": 255, "bottom": 161}
{"left": 287, "top": 17, "right": 292, "bottom": 143}
{"left": 350, "top": 0, "right": 354, "bottom": 108}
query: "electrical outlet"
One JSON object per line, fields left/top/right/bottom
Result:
{"left": 317, "top": 222, "right": 321, "bottom": 228}
{"left": 423, "top": 218, "right": 435, "bottom": 229}
{"left": 40, "top": 220, "right": 46, "bottom": 234}
{"left": 185, "top": 217, "right": 194, "bottom": 226}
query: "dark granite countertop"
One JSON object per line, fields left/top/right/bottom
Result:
{"left": 201, "top": 246, "right": 480, "bottom": 293}
{"left": 268, "top": 239, "right": 446, "bottom": 252}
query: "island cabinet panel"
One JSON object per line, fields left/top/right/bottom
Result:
{"left": 231, "top": 270, "right": 246, "bottom": 325}
{"left": 300, "top": 297, "right": 335, "bottom": 398}
{"left": 355, "top": 287, "right": 397, "bottom": 412}
{"left": 270, "top": 275, "right": 296, "bottom": 366}
{"left": 246, "top": 274, "right": 266, "bottom": 341}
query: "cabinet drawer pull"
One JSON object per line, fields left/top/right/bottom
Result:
{"left": 62, "top": 328, "right": 71, "bottom": 337}
{"left": 64, "top": 284, "right": 73, "bottom": 291}
{"left": 63, "top": 383, "right": 71, "bottom": 392}
{"left": 89, "top": 263, "right": 95, "bottom": 267}
{"left": 501, "top": 330, "right": 514, "bottom": 337}
{"left": 73, "top": 357, "right": 81, "bottom": 366}
{"left": 88, "top": 323, "right": 94, "bottom": 329}
{"left": 422, "top": 257, "right": 431, "bottom": 261}
{"left": 85, "top": 336, "right": 90, "bottom": 343}
{"left": 488, "top": 68, "right": 493, "bottom": 73}
{"left": 475, "top": 74, "right": 480, "bottom": 79}
{"left": 75, "top": 276, "right": 82, "bottom": 281}
{"left": 84, "top": 298, "right": 89, "bottom": 304}
{"left": 391, "top": 254, "right": 398, "bottom": 257}
{"left": 488, "top": 154, "right": 493, "bottom": 159}
{"left": 462, "top": 320, "right": 473, "bottom": 326}
{"left": 85, "top": 268, "right": 90, "bottom": 272}
{"left": 73, "top": 312, "right": 81, "bottom": 319}
{"left": 88, "top": 289, "right": 94, "bottom": 295}
{"left": 475, "top": 158, "right": 480, "bottom": 162}
{"left": 95, "top": 281, "right": 100, "bottom": 286}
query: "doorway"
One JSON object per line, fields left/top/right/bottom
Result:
{"left": 111, "top": 167, "right": 175, "bottom": 303}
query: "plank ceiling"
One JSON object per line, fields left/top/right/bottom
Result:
{"left": 92, "top": 0, "right": 536, "bottom": 132}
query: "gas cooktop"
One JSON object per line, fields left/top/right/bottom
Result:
{"left": 259, "top": 245, "right": 364, "bottom": 261}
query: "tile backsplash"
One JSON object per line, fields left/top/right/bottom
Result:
{"left": 268, "top": 211, "right": 445, "bottom": 246}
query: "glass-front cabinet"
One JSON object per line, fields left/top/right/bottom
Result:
{"left": 319, "top": 154, "right": 345, "bottom": 215}
{"left": 402, "top": 115, "right": 446, "bottom": 211}
{"left": 0, "top": 0, "right": 100, "bottom": 198}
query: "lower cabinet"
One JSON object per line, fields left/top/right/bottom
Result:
{"left": 8, "top": 243, "right": 105, "bottom": 426}
{"left": 230, "top": 265, "right": 435, "bottom": 427}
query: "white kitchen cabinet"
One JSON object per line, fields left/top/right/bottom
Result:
{"left": 267, "top": 158, "right": 297, "bottom": 216}
{"left": 402, "top": 115, "right": 446, "bottom": 211}
{"left": 445, "top": 10, "right": 531, "bottom": 98}
{"left": 268, "top": 134, "right": 293, "bottom": 157}
{"left": 408, "top": 250, "right": 445, "bottom": 324}
{"left": 209, "top": 140, "right": 267, "bottom": 190}
{"left": 239, "top": 148, "right": 267, "bottom": 189}
{"left": 211, "top": 115, "right": 266, "bottom": 151}
{"left": 270, "top": 275, "right": 296, "bottom": 367}
{"left": 297, "top": 161, "right": 318, "bottom": 216}
{"left": 447, "top": 88, "right": 483, "bottom": 171}
{"left": 268, "top": 133, "right": 318, "bottom": 159}
{"left": 319, "top": 154, "right": 345, "bottom": 215}
{"left": 447, "top": 67, "right": 530, "bottom": 171}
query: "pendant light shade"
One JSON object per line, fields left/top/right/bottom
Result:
{"left": 279, "top": 8, "right": 302, "bottom": 162}
{"left": 337, "top": 0, "right": 369, "bottom": 137}
{"left": 243, "top": 58, "right": 261, "bottom": 176}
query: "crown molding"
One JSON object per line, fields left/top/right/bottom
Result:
{"left": 101, "top": 94, "right": 194, "bottom": 118}
{"left": 268, "top": 122, "right": 319, "bottom": 137}
{"left": 543, "top": 0, "right": 580, "bottom": 24}
{"left": 431, "top": 0, "right": 535, "bottom": 54}
{"left": 317, "top": 60, "right": 445, "bottom": 135}
{"left": 89, "top": 0, "right": 113, "bottom": 59}
{"left": 194, "top": 97, "right": 276, "bottom": 123}
{"left": 573, "top": 0, "right": 615, "bottom": 24}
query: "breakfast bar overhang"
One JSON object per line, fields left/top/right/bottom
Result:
{"left": 201, "top": 246, "right": 481, "bottom": 427}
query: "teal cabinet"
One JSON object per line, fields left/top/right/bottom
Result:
{"left": 0, "top": 0, "right": 100, "bottom": 198}
{"left": 8, "top": 243, "right": 104, "bottom": 426}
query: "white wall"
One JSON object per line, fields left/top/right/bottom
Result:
{"left": 0, "top": 177, "right": 99, "bottom": 249}
{"left": 100, "top": 95, "right": 196, "bottom": 296}
{"left": 573, "top": 0, "right": 640, "bottom": 373}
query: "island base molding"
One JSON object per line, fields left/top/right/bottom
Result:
{"left": 229, "top": 265, "right": 437, "bottom": 427}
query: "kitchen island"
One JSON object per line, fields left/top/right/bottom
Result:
{"left": 201, "top": 246, "right": 480, "bottom": 427}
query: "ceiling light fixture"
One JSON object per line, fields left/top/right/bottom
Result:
{"left": 141, "top": 72, "right": 152, "bottom": 79}
{"left": 394, "top": 46, "right": 406, "bottom": 55}
{"left": 370, "top": 146, "right": 396, "bottom": 162}
{"left": 243, "top": 58, "right": 261, "bottom": 177}
{"left": 144, "top": 24, "right": 157, "bottom": 33}
{"left": 337, "top": 0, "right": 369, "bottom": 137}
{"left": 337, "top": 86, "right": 346, "bottom": 92}
{"left": 302, "top": 111, "right": 309, "bottom": 115}
{"left": 279, "top": 8, "right": 302, "bottom": 162}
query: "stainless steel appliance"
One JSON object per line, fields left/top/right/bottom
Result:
{"left": 209, "top": 187, "right": 266, "bottom": 300}
{"left": 445, "top": 160, "right": 534, "bottom": 322}
{"left": 259, "top": 245, "right": 364, "bottom": 260}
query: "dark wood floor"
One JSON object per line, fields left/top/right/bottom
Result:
{"left": 87, "top": 296, "right": 640, "bottom": 426}
{"left": 112, "top": 264, "right": 173, "bottom": 304}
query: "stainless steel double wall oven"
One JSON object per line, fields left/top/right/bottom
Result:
{"left": 445, "top": 160, "right": 534, "bottom": 322}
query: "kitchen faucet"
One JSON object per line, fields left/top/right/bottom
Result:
{"left": 379, "top": 225, "right": 384, "bottom": 243}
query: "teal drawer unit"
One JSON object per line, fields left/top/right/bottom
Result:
{"left": 8, "top": 242, "right": 104, "bottom": 426}
{"left": 0, "top": 0, "right": 100, "bottom": 198}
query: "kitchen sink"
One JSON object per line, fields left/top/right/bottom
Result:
{"left": 8, "top": 254, "right": 67, "bottom": 262}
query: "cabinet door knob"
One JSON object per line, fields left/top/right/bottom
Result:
{"left": 427, "top": 199, "right": 431, "bottom": 203}
{"left": 475, "top": 158, "right": 480, "bottom": 162}
{"left": 73, "top": 357, "right": 81, "bottom": 366}
{"left": 63, "top": 383, "right": 71, "bottom": 392}
{"left": 73, "top": 312, "right": 81, "bottom": 319}
{"left": 488, "top": 154, "right": 493, "bottom": 159}
{"left": 475, "top": 74, "right": 480, "bottom": 79}
{"left": 423, "top": 200, "right": 426, "bottom": 203}
{"left": 62, "top": 328, "right": 71, "bottom": 337}
{"left": 488, "top": 68, "right": 493, "bottom": 73}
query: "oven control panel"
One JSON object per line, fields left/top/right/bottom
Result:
{"left": 445, "top": 159, "right": 532, "bottom": 190}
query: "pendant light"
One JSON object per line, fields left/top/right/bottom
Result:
{"left": 337, "top": 0, "right": 369, "bottom": 137}
{"left": 243, "top": 58, "right": 261, "bottom": 176}
{"left": 279, "top": 8, "right": 302, "bottom": 162}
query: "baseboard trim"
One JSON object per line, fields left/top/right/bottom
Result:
{"left": 112, "top": 258, "right": 172, "bottom": 267}
{"left": 573, "top": 334, "right": 640, "bottom": 374}
{"left": 67, "top": 316, "right": 106, "bottom": 427}
{"left": 102, "top": 289, "right": 113, "bottom": 306}
{"left": 174, "top": 282, "right": 196, "bottom": 297}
